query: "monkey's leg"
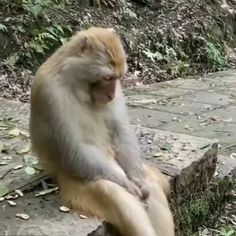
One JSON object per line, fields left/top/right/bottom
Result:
{"left": 144, "top": 165, "right": 175, "bottom": 236}
{"left": 58, "top": 174, "right": 157, "bottom": 236}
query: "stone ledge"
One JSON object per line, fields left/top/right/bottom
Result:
{"left": 135, "top": 126, "right": 218, "bottom": 203}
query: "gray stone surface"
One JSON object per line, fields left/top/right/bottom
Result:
{"left": 1, "top": 69, "right": 236, "bottom": 236}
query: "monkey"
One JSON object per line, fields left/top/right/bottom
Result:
{"left": 30, "top": 27, "right": 174, "bottom": 236}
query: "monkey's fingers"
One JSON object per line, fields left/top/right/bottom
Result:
{"left": 128, "top": 177, "right": 150, "bottom": 201}
{"left": 124, "top": 180, "right": 143, "bottom": 199}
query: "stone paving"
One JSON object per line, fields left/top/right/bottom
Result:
{"left": 126, "top": 69, "right": 236, "bottom": 158}
{"left": 0, "top": 69, "right": 235, "bottom": 236}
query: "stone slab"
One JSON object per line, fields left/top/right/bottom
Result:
{"left": 127, "top": 95, "right": 223, "bottom": 116}
{"left": 135, "top": 126, "right": 218, "bottom": 203}
{"left": 128, "top": 107, "right": 179, "bottom": 128}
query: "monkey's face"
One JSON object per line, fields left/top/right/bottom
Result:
{"left": 90, "top": 79, "right": 117, "bottom": 105}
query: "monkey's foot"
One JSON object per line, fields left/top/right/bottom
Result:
{"left": 87, "top": 221, "right": 121, "bottom": 236}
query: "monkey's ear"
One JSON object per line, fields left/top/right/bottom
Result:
{"left": 78, "top": 36, "right": 93, "bottom": 53}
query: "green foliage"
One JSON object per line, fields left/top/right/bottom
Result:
{"left": 143, "top": 49, "right": 164, "bottom": 62}
{"left": 0, "top": 23, "right": 8, "bottom": 32}
{"left": 143, "top": 43, "right": 189, "bottom": 77}
{"left": 143, "top": 44, "right": 178, "bottom": 63}
{"left": 1, "top": 0, "right": 72, "bottom": 68}
{"left": 22, "top": 0, "right": 52, "bottom": 17}
{"left": 195, "top": 37, "right": 228, "bottom": 69}
{"left": 219, "top": 227, "right": 235, "bottom": 236}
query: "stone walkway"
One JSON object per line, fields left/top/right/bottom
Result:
{"left": 0, "top": 69, "right": 235, "bottom": 235}
{"left": 127, "top": 69, "right": 236, "bottom": 155}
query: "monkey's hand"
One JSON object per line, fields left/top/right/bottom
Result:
{"left": 127, "top": 169, "right": 150, "bottom": 201}
{"left": 121, "top": 177, "right": 144, "bottom": 199}
{"left": 107, "top": 169, "right": 143, "bottom": 199}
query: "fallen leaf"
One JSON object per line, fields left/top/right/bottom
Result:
{"left": 15, "top": 189, "right": 24, "bottom": 197}
{"left": 147, "top": 139, "right": 152, "bottom": 144}
{"left": 35, "top": 187, "right": 59, "bottom": 197}
{"left": 5, "top": 194, "right": 18, "bottom": 200}
{"left": 153, "top": 152, "right": 163, "bottom": 157}
{"left": 0, "top": 184, "right": 9, "bottom": 197}
{"left": 8, "top": 128, "right": 20, "bottom": 137}
{"left": 80, "top": 214, "right": 88, "bottom": 219}
{"left": 16, "top": 213, "right": 30, "bottom": 220}
{"left": 23, "top": 155, "right": 38, "bottom": 165}
{"left": 184, "top": 125, "right": 194, "bottom": 131}
{"left": 0, "top": 161, "right": 7, "bottom": 166}
{"left": 160, "top": 143, "right": 172, "bottom": 151}
{"left": 33, "top": 163, "right": 44, "bottom": 171}
{"left": 13, "top": 164, "right": 23, "bottom": 170}
{"left": 230, "top": 153, "right": 236, "bottom": 159}
{"left": 18, "top": 146, "right": 30, "bottom": 154}
{"left": 20, "top": 130, "right": 30, "bottom": 137}
{"left": 59, "top": 206, "right": 70, "bottom": 213}
{"left": 24, "top": 166, "right": 36, "bottom": 175}
{"left": 199, "top": 143, "right": 211, "bottom": 150}
{"left": 7, "top": 200, "right": 16, "bottom": 206}
{"left": 133, "top": 98, "right": 157, "bottom": 105}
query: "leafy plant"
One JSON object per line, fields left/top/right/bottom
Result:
{"left": 0, "top": 23, "right": 8, "bottom": 32}
{"left": 0, "top": 0, "right": 73, "bottom": 68}
{"left": 22, "top": 0, "right": 52, "bottom": 17}
{"left": 219, "top": 227, "right": 235, "bottom": 236}
{"left": 143, "top": 49, "right": 164, "bottom": 62}
{"left": 195, "top": 38, "right": 228, "bottom": 69}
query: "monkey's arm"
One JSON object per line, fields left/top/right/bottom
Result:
{"left": 110, "top": 90, "right": 146, "bottom": 185}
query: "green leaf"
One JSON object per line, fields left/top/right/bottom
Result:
{"left": 0, "top": 184, "right": 9, "bottom": 197}
{"left": 143, "top": 49, "right": 164, "bottom": 62}
{"left": 30, "top": 4, "right": 43, "bottom": 17}
{"left": 0, "top": 23, "right": 8, "bottom": 32}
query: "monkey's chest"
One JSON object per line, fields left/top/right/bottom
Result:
{"left": 81, "top": 112, "right": 113, "bottom": 147}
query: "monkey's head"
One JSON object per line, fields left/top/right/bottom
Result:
{"left": 73, "top": 27, "right": 128, "bottom": 105}
{"left": 80, "top": 27, "right": 127, "bottom": 80}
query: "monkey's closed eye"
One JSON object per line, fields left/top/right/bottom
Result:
{"left": 103, "top": 75, "right": 115, "bottom": 81}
